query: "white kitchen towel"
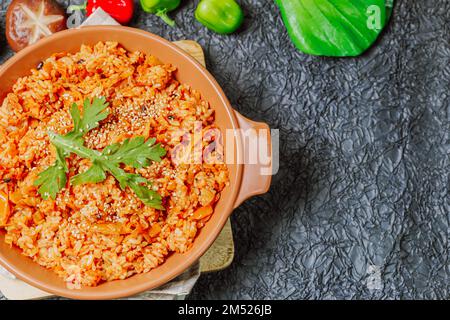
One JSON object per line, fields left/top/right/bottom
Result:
{"left": 0, "top": 261, "right": 201, "bottom": 300}
{"left": 0, "top": 7, "right": 201, "bottom": 300}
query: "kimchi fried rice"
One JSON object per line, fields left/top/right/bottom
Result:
{"left": 0, "top": 42, "right": 229, "bottom": 288}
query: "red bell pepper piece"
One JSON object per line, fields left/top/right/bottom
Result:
{"left": 70, "top": 0, "right": 135, "bottom": 25}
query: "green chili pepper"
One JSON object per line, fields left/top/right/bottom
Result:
{"left": 195, "top": 0, "right": 244, "bottom": 34}
{"left": 275, "top": 0, "right": 392, "bottom": 57}
{"left": 140, "top": 0, "right": 181, "bottom": 27}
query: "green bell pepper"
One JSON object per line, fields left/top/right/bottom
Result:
{"left": 195, "top": 0, "right": 244, "bottom": 34}
{"left": 275, "top": 0, "right": 392, "bottom": 57}
{"left": 140, "top": 0, "right": 181, "bottom": 27}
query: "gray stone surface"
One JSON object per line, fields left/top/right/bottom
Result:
{"left": 0, "top": 0, "right": 449, "bottom": 300}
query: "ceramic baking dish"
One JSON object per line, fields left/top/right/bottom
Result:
{"left": 0, "top": 26, "right": 272, "bottom": 299}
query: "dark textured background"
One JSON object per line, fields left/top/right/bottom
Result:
{"left": 1, "top": 0, "right": 449, "bottom": 300}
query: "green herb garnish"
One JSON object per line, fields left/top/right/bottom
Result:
{"left": 33, "top": 147, "right": 68, "bottom": 200}
{"left": 34, "top": 97, "right": 166, "bottom": 209}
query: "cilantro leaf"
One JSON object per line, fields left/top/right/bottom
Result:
{"left": 35, "top": 97, "right": 165, "bottom": 209}
{"left": 71, "top": 162, "right": 107, "bottom": 185}
{"left": 64, "top": 97, "right": 109, "bottom": 144}
{"left": 102, "top": 137, "right": 167, "bottom": 168}
{"left": 34, "top": 144, "right": 68, "bottom": 199}
{"left": 50, "top": 132, "right": 101, "bottom": 160}
{"left": 100, "top": 163, "right": 164, "bottom": 210}
{"left": 128, "top": 178, "right": 164, "bottom": 210}
{"left": 35, "top": 97, "right": 109, "bottom": 199}
{"left": 73, "top": 97, "right": 109, "bottom": 137}
{"left": 69, "top": 102, "right": 82, "bottom": 135}
{"left": 34, "top": 160, "right": 67, "bottom": 200}
{"left": 48, "top": 132, "right": 166, "bottom": 209}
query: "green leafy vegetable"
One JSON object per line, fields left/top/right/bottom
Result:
{"left": 71, "top": 163, "right": 106, "bottom": 186}
{"left": 66, "top": 97, "right": 110, "bottom": 142}
{"left": 34, "top": 160, "right": 67, "bottom": 200}
{"left": 34, "top": 130, "right": 70, "bottom": 199}
{"left": 34, "top": 97, "right": 166, "bottom": 209}
{"left": 275, "top": 0, "right": 391, "bottom": 57}
{"left": 102, "top": 166, "right": 164, "bottom": 210}
{"left": 35, "top": 97, "right": 108, "bottom": 199}
{"left": 128, "top": 179, "right": 164, "bottom": 210}
{"left": 102, "top": 137, "right": 166, "bottom": 168}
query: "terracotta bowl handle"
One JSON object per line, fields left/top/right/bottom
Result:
{"left": 233, "top": 111, "right": 272, "bottom": 209}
